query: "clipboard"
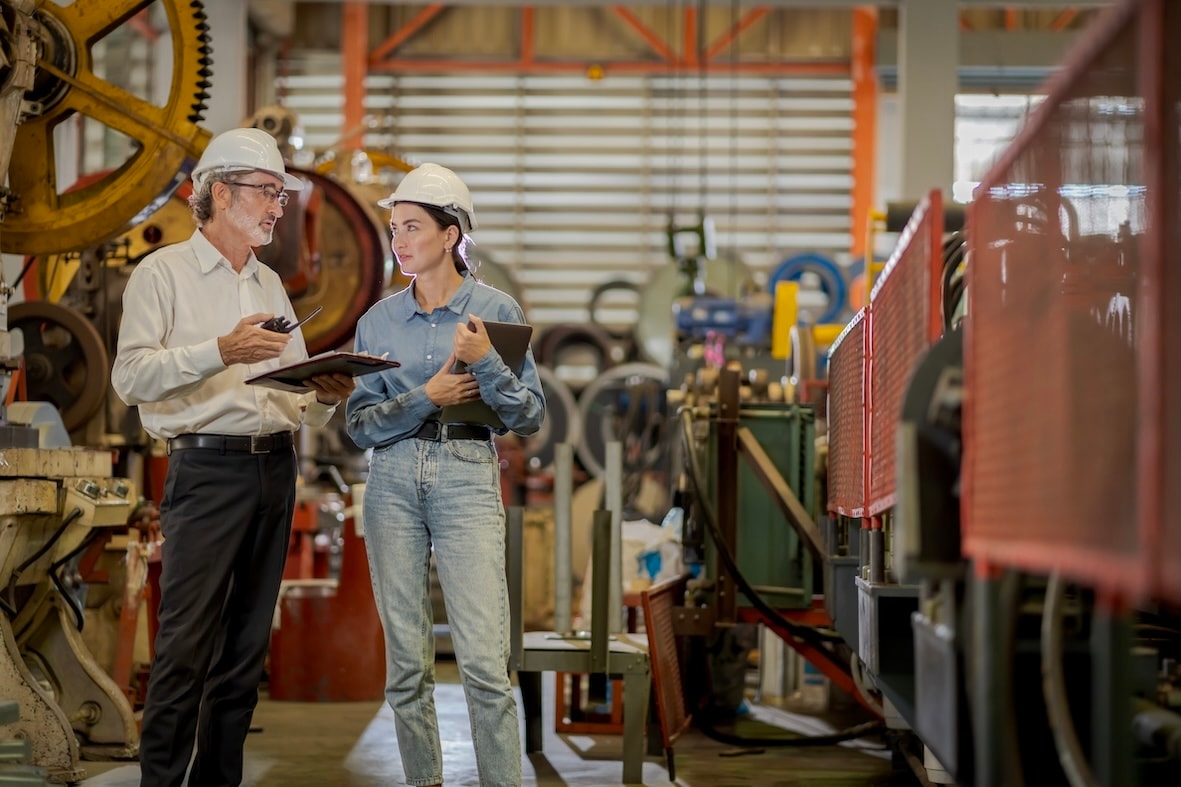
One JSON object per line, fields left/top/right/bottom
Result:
{"left": 442, "top": 320, "right": 533, "bottom": 428}
{"left": 245, "top": 352, "right": 401, "bottom": 394}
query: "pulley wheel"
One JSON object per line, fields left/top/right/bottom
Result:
{"left": 575, "top": 363, "right": 669, "bottom": 480}
{"left": 8, "top": 301, "right": 108, "bottom": 432}
{"left": 534, "top": 323, "right": 620, "bottom": 393}
{"left": 522, "top": 365, "right": 582, "bottom": 473}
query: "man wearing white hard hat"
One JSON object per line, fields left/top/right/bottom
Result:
{"left": 113, "top": 127, "right": 355, "bottom": 787}
{"left": 347, "top": 163, "right": 544, "bottom": 786}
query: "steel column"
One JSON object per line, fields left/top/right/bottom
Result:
{"left": 899, "top": 0, "right": 958, "bottom": 200}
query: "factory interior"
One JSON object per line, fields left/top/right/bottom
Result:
{"left": 0, "top": 0, "right": 1179, "bottom": 785}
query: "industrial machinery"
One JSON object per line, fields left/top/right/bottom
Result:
{"left": 0, "top": 34, "right": 423, "bottom": 781}
{"left": 652, "top": 4, "right": 1181, "bottom": 786}
{"left": 0, "top": 1, "right": 212, "bottom": 781}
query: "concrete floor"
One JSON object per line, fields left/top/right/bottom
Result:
{"left": 76, "top": 661, "right": 913, "bottom": 787}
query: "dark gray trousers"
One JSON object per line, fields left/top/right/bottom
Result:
{"left": 138, "top": 446, "right": 296, "bottom": 787}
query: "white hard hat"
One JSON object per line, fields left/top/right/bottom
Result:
{"left": 378, "top": 163, "right": 477, "bottom": 232}
{"left": 191, "top": 127, "right": 304, "bottom": 191}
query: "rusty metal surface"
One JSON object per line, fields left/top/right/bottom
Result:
{"left": 0, "top": 447, "right": 112, "bottom": 478}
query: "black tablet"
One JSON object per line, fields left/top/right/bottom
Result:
{"left": 245, "top": 352, "right": 401, "bottom": 394}
{"left": 443, "top": 320, "right": 533, "bottom": 427}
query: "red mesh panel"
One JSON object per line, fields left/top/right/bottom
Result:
{"left": 641, "top": 575, "right": 692, "bottom": 750}
{"left": 827, "top": 309, "right": 867, "bottom": 517}
{"left": 867, "top": 193, "right": 943, "bottom": 516}
{"left": 1154, "top": 1, "right": 1181, "bottom": 604}
{"left": 964, "top": 4, "right": 1150, "bottom": 598}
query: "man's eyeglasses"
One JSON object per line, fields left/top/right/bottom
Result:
{"left": 228, "top": 182, "right": 290, "bottom": 207}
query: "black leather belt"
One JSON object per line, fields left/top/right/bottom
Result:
{"left": 166, "top": 432, "right": 294, "bottom": 455}
{"left": 415, "top": 421, "right": 490, "bottom": 442}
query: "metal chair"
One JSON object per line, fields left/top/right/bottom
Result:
{"left": 507, "top": 506, "right": 651, "bottom": 784}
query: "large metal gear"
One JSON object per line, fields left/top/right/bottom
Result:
{"left": 0, "top": 0, "right": 214, "bottom": 254}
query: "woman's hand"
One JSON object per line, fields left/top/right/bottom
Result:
{"left": 453, "top": 314, "right": 493, "bottom": 366}
{"left": 424, "top": 353, "right": 482, "bottom": 406}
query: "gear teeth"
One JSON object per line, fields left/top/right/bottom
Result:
{"left": 188, "top": 3, "right": 213, "bottom": 125}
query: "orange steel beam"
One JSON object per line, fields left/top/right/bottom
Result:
{"left": 742, "top": 607, "right": 879, "bottom": 717}
{"left": 520, "top": 6, "right": 535, "bottom": 66}
{"left": 610, "top": 6, "right": 678, "bottom": 64}
{"left": 683, "top": 6, "right": 700, "bottom": 68}
{"left": 850, "top": 7, "right": 878, "bottom": 258}
{"left": 368, "top": 58, "right": 849, "bottom": 76}
{"left": 1051, "top": 8, "right": 1080, "bottom": 30}
{"left": 342, "top": 3, "right": 368, "bottom": 151}
{"left": 1004, "top": 7, "right": 1019, "bottom": 29}
{"left": 370, "top": 3, "right": 447, "bottom": 65}
{"left": 705, "top": 7, "right": 770, "bottom": 62}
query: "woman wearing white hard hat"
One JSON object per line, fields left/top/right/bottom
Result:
{"left": 346, "top": 163, "right": 544, "bottom": 786}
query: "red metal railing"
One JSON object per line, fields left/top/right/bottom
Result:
{"left": 965, "top": 0, "right": 1179, "bottom": 604}
{"left": 866, "top": 191, "right": 945, "bottom": 515}
{"left": 827, "top": 308, "right": 868, "bottom": 518}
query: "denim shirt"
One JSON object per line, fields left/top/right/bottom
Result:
{"left": 345, "top": 273, "right": 546, "bottom": 450}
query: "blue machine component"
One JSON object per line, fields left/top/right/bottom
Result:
{"left": 673, "top": 295, "right": 774, "bottom": 346}
{"left": 767, "top": 252, "right": 847, "bottom": 324}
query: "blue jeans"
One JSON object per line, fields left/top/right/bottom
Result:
{"left": 364, "top": 436, "right": 521, "bottom": 787}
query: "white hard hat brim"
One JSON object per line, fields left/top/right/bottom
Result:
{"left": 275, "top": 170, "right": 306, "bottom": 191}
{"left": 194, "top": 166, "right": 305, "bottom": 191}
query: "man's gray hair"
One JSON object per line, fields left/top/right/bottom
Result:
{"left": 188, "top": 166, "right": 248, "bottom": 226}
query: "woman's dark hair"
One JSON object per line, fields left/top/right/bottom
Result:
{"left": 418, "top": 203, "right": 478, "bottom": 276}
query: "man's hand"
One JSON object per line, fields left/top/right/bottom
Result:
{"left": 424, "top": 353, "right": 481, "bottom": 407}
{"left": 453, "top": 314, "right": 493, "bottom": 367}
{"left": 218, "top": 313, "right": 291, "bottom": 365}
{"left": 304, "top": 372, "right": 355, "bottom": 405}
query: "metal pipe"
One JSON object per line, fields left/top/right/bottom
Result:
{"left": 869, "top": 529, "right": 884, "bottom": 584}
{"left": 553, "top": 443, "right": 573, "bottom": 634}
{"left": 605, "top": 440, "right": 623, "bottom": 633}
{"left": 590, "top": 509, "right": 611, "bottom": 674}
{"left": 507, "top": 506, "right": 524, "bottom": 669}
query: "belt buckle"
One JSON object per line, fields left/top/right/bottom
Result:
{"left": 249, "top": 435, "right": 268, "bottom": 454}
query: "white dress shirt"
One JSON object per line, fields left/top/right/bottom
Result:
{"left": 112, "top": 228, "right": 335, "bottom": 440}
